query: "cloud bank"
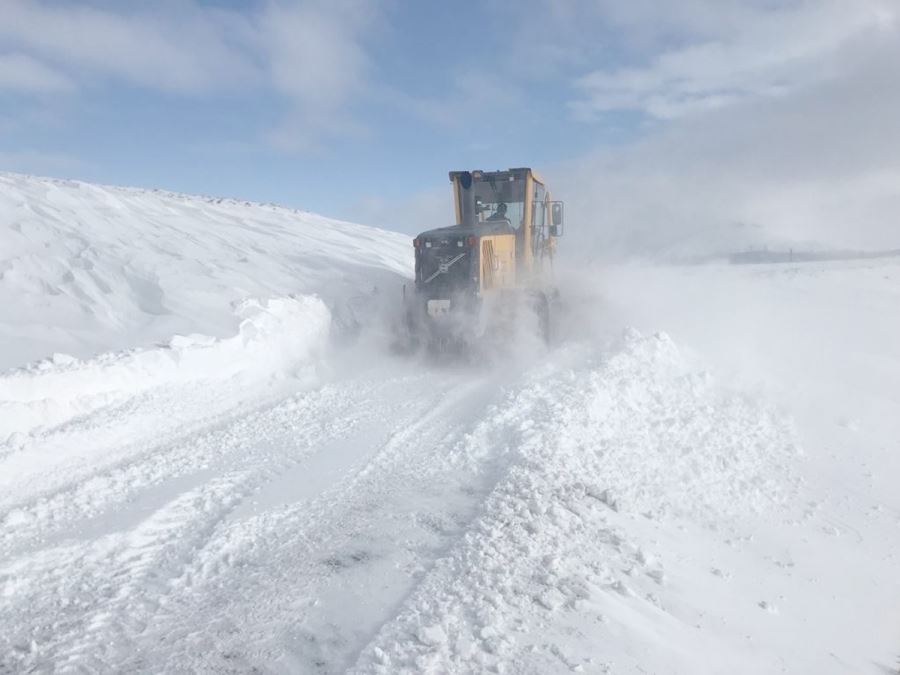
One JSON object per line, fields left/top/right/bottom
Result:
{"left": 549, "top": 0, "right": 900, "bottom": 259}
{"left": 0, "top": 0, "right": 380, "bottom": 150}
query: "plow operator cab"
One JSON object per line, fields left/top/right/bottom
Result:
{"left": 403, "top": 168, "right": 564, "bottom": 351}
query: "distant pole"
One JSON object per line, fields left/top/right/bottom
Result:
{"left": 789, "top": 248, "right": 793, "bottom": 262}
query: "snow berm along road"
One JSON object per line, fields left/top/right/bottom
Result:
{"left": 1, "top": 172, "right": 897, "bottom": 673}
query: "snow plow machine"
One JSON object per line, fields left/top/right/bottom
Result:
{"left": 397, "top": 168, "right": 564, "bottom": 354}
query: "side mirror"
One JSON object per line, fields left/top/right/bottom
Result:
{"left": 550, "top": 201, "right": 564, "bottom": 236}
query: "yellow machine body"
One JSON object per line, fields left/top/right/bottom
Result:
{"left": 405, "top": 167, "right": 564, "bottom": 349}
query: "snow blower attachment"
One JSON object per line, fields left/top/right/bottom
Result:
{"left": 398, "top": 168, "right": 564, "bottom": 354}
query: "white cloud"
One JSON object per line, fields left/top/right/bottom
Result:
{"left": 0, "top": 0, "right": 384, "bottom": 152}
{"left": 259, "top": 1, "right": 371, "bottom": 112}
{"left": 256, "top": 0, "right": 381, "bottom": 151}
{"left": 0, "top": 1, "right": 260, "bottom": 94}
{"left": 0, "top": 53, "right": 74, "bottom": 93}
{"left": 571, "top": 0, "right": 897, "bottom": 119}
{"left": 558, "top": 25, "right": 900, "bottom": 260}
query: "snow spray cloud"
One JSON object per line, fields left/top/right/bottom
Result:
{"left": 554, "top": 1, "right": 900, "bottom": 263}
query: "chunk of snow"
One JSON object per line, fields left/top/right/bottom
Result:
{"left": 416, "top": 624, "right": 447, "bottom": 647}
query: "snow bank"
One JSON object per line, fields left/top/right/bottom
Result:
{"left": 590, "top": 259, "right": 900, "bottom": 672}
{"left": 0, "top": 295, "right": 329, "bottom": 438}
{"left": 354, "top": 330, "right": 799, "bottom": 673}
{"left": 0, "top": 172, "right": 411, "bottom": 370}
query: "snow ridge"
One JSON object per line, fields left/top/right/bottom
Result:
{"left": 0, "top": 295, "right": 329, "bottom": 440}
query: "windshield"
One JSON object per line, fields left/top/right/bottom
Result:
{"left": 471, "top": 174, "right": 526, "bottom": 229}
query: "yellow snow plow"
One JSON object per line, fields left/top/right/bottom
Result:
{"left": 398, "top": 168, "right": 564, "bottom": 352}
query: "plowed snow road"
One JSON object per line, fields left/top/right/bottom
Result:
{"left": 0, "top": 324, "right": 806, "bottom": 674}
{"left": 0, "top": 347, "right": 520, "bottom": 672}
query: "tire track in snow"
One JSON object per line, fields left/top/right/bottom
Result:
{"left": 0, "top": 379, "right": 342, "bottom": 556}
{"left": 16, "top": 362, "right": 520, "bottom": 674}
{"left": 0, "top": 373, "right": 304, "bottom": 514}
{"left": 0, "top": 364, "right": 469, "bottom": 673}
{"left": 126, "top": 372, "right": 502, "bottom": 673}
{"left": 0, "top": 390, "right": 358, "bottom": 671}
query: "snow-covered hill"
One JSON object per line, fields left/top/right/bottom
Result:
{"left": 0, "top": 172, "right": 411, "bottom": 370}
{"left": 1, "top": 174, "right": 897, "bottom": 674}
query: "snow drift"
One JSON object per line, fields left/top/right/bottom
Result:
{"left": 0, "top": 172, "right": 411, "bottom": 371}
{"left": 0, "top": 295, "right": 330, "bottom": 438}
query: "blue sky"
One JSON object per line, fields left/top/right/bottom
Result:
{"left": 0, "top": 1, "right": 636, "bottom": 228}
{"left": 2, "top": 1, "right": 898, "bottom": 249}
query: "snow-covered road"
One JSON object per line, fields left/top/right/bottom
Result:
{"left": 0, "top": 320, "right": 800, "bottom": 674}
{"left": 0, "top": 345, "right": 481, "bottom": 666}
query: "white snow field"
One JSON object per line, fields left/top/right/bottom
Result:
{"left": 0, "top": 173, "right": 411, "bottom": 371}
{"left": 1, "top": 173, "right": 898, "bottom": 674}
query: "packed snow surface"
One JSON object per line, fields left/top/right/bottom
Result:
{"left": 1, "top": 173, "right": 898, "bottom": 674}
